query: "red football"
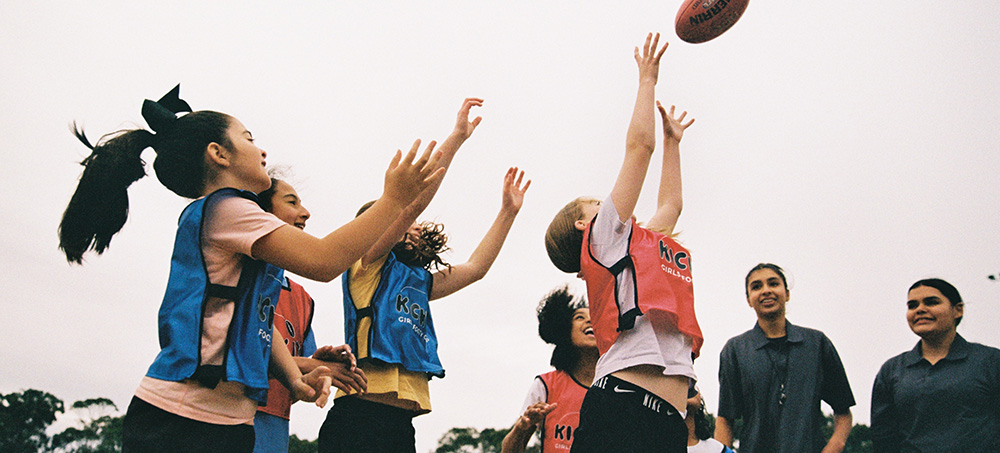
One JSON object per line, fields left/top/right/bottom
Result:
{"left": 675, "top": 0, "right": 749, "bottom": 44}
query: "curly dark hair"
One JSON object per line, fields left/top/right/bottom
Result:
{"left": 691, "top": 397, "right": 715, "bottom": 440}
{"left": 355, "top": 200, "right": 450, "bottom": 271}
{"left": 392, "top": 220, "right": 450, "bottom": 271}
{"left": 536, "top": 285, "right": 588, "bottom": 372}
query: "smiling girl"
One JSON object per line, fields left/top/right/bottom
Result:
{"left": 501, "top": 286, "right": 599, "bottom": 453}
{"left": 253, "top": 175, "right": 368, "bottom": 453}
{"left": 871, "top": 278, "right": 1000, "bottom": 451}
{"left": 59, "top": 85, "right": 443, "bottom": 452}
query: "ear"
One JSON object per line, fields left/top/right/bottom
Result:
{"left": 574, "top": 219, "right": 589, "bottom": 231}
{"left": 205, "top": 142, "right": 230, "bottom": 168}
{"left": 954, "top": 302, "right": 964, "bottom": 320}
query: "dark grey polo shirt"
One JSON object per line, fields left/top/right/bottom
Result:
{"left": 871, "top": 334, "right": 1000, "bottom": 452}
{"left": 718, "top": 321, "right": 855, "bottom": 453}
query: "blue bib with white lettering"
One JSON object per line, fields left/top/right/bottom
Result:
{"left": 146, "top": 188, "right": 282, "bottom": 404}
{"left": 343, "top": 253, "right": 444, "bottom": 377}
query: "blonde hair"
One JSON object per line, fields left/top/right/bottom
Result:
{"left": 545, "top": 197, "right": 597, "bottom": 273}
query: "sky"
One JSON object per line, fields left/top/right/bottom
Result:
{"left": 2, "top": 1, "right": 999, "bottom": 451}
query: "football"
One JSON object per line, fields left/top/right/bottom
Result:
{"left": 675, "top": 0, "right": 749, "bottom": 44}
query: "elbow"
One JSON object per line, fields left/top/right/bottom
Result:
{"left": 302, "top": 262, "right": 345, "bottom": 283}
{"left": 465, "top": 268, "right": 487, "bottom": 284}
{"left": 653, "top": 202, "right": 682, "bottom": 224}
{"left": 625, "top": 141, "right": 655, "bottom": 156}
{"left": 315, "top": 273, "right": 337, "bottom": 283}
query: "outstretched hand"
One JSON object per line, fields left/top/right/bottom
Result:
{"left": 452, "top": 97, "right": 484, "bottom": 141}
{"left": 501, "top": 167, "right": 530, "bottom": 214}
{"left": 292, "top": 366, "right": 333, "bottom": 408}
{"left": 657, "top": 101, "right": 694, "bottom": 143}
{"left": 514, "top": 402, "right": 557, "bottom": 431}
{"left": 635, "top": 32, "right": 669, "bottom": 84}
{"left": 383, "top": 139, "right": 444, "bottom": 206}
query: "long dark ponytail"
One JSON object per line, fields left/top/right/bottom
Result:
{"left": 58, "top": 85, "right": 233, "bottom": 264}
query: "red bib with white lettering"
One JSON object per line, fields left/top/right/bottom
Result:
{"left": 580, "top": 218, "right": 703, "bottom": 357}
{"left": 539, "top": 370, "right": 587, "bottom": 452}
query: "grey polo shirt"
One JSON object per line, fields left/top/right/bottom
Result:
{"left": 718, "top": 321, "right": 855, "bottom": 453}
{"left": 871, "top": 334, "right": 1000, "bottom": 452}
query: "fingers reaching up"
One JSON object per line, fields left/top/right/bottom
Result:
{"left": 635, "top": 32, "right": 669, "bottom": 83}
{"left": 453, "top": 97, "right": 484, "bottom": 140}
{"left": 383, "top": 139, "right": 445, "bottom": 206}
{"left": 657, "top": 101, "right": 695, "bottom": 143}
{"left": 502, "top": 167, "right": 530, "bottom": 214}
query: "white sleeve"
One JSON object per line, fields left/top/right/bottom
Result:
{"left": 519, "top": 377, "right": 548, "bottom": 413}
{"left": 588, "top": 195, "right": 631, "bottom": 266}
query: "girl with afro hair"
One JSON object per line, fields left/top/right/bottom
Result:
{"left": 502, "top": 286, "right": 599, "bottom": 453}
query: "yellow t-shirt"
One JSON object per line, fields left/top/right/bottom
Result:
{"left": 335, "top": 256, "right": 431, "bottom": 415}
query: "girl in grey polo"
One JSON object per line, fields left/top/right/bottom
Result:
{"left": 871, "top": 278, "right": 1000, "bottom": 451}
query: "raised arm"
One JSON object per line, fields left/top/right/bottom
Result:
{"left": 609, "top": 33, "right": 668, "bottom": 223}
{"left": 251, "top": 144, "right": 444, "bottom": 282}
{"left": 361, "top": 98, "right": 484, "bottom": 267}
{"left": 646, "top": 102, "right": 694, "bottom": 234}
{"left": 430, "top": 167, "right": 529, "bottom": 300}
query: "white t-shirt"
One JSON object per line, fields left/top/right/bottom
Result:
{"left": 520, "top": 377, "right": 548, "bottom": 413}
{"left": 688, "top": 438, "right": 729, "bottom": 453}
{"left": 588, "top": 196, "right": 695, "bottom": 382}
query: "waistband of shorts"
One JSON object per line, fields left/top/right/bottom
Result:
{"left": 590, "top": 374, "right": 678, "bottom": 417}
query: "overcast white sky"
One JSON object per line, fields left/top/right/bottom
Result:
{"left": 3, "top": 1, "right": 999, "bottom": 451}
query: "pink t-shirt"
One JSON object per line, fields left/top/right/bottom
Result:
{"left": 136, "top": 194, "right": 287, "bottom": 425}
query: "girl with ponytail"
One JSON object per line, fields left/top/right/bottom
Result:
{"left": 59, "top": 85, "right": 445, "bottom": 452}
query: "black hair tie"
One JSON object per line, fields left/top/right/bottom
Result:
{"left": 141, "top": 84, "right": 192, "bottom": 134}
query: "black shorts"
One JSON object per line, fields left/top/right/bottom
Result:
{"left": 121, "top": 396, "right": 255, "bottom": 453}
{"left": 318, "top": 396, "right": 417, "bottom": 453}
{"left": 570, "top": 375, "right": 687, "bottom": 453}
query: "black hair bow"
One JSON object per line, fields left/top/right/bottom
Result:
{"left": 141, "top": 84, "right": 192, "bottom": 134}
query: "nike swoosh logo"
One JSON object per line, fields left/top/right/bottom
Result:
{"left": 613, "top": 385, "right": 635, "bottom": 393}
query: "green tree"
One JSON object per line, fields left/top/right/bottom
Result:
{"left": 819, "top": 413, "right": 872, "bottom": 452}
{"left": 50, "top": 398, "right": 123, "bottom": 452}
{"left": 729, "top": 412, "right": 872, "bottom": 452}
{"left": 288, "top": 434, "right": 318, "bottom": 453}
{"left": 0, "top": 389, "right": 65, "bottom": 453}
{"left": 436, "top": 426, "right": 534, "bottom": 453}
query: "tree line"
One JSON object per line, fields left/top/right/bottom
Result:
{"left": 2, "top": 389, "right": 872, "bottom": 452}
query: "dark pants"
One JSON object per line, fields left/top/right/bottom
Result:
{"left": 122, "top": 396, "right": 255, "bottom": 453}
{"left": 570, "top": 375, "right": 687, "bottom": 453}
{"left": 318, "top": 396, "right": 417, "bottom": 453}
